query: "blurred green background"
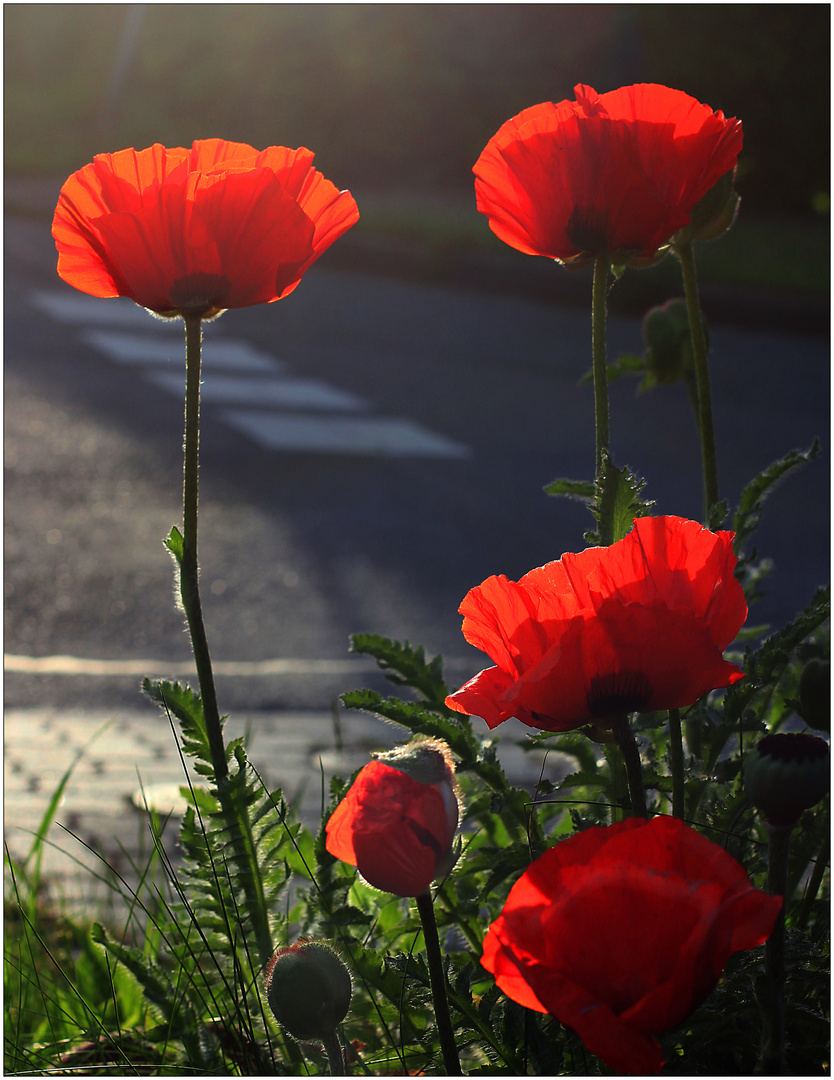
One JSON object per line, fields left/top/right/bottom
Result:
{"left": 4, "top": 3, "right": 830, "bottom": 298}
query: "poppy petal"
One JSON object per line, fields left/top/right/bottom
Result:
{"left": 481, "top": 818, "right": 780, "bottom": 1074}
{"left": 53, "top": 139, "right": 358, "bottom": 312}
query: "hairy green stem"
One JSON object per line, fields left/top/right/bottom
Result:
{"left": 591, "top": 253, "right": 611, "bottom": 487}
{"left": 757, "top": 821, "right": 791, "bottom": 1074}
{"left": 321, "top": 1029, "right": 346, "bottom": 1076}
{"left": 675, "top": 239, "right": 719, "bottom": 520}
{"left": 416, "top": 891, "right": 461, "bottom": 1075}
{"left": 182, "top": 314, "right": 227, "bottom": 783}
{"left": 612, "top": 716, "right": 648, "bottom": 819}
{"left": 795, "top": 812, "right": 829, "bottom": 931}
{"left": 182, "top": 315, "right": 272, "bottom": 969}
{"left": 668, "top": 709, "right": 685, "bottom": 819}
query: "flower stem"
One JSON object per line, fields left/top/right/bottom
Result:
{"left": 757, "top": 821, "right": 791, "bottom": 1074}
{"left": 416, "top": 891, "right": 461, "bottom": 1075}
{"left": 612, "top": 716, "right": 647, "bottom": 819}
{"left": 675, "top": 239, "right": 719, "bottom": 521}
{"left": 795, "top": 812, "right": 829, "bottom": 931}
{"left": 591, "top": 254, "right": 611, "bottom": 483}
{"left": 321, "top": 1029, "right": 346, "bottom": 1076}
{"left": 668, "top": 709, "right": 685, "bottom": 819}
{"left": 182, "top": 314, "right": 228, "bottom": 783}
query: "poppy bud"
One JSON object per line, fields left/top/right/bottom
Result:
{"left": 642, "top": 298, "right": 698, "bottom": 385}
{"left": 264, "top": 941, "right": 352, "bottom": 1045}
{"left": 676, "top": 168, "right": 740, "bottom": 245}
{"left": 744, "top": 732, "right": 830, "bottom": 827}
{"left": 325, "top": 738, "right": 460, "bottom": 897}
{"left": 798, "top": 658, "right": 830, "bottom": 731}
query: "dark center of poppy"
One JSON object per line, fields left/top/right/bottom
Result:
{"left": 167, "top": 272, "right": 230, "bottom": 316}
{"left": 565, "top": 207, "right": 611, "bottom": 255}
{"left": 586, "top": 670, "right": 653, "bottom": 718}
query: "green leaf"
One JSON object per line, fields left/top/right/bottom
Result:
{"left": 586, "top": 453, "right": 655, "bottom": 546}
{"left": 542, "top": 477, "right": 595, "bottom": 500}
{"left": 142, "top": 678, "right": 220, "bottom": 775}
{"left": 578, "top": 352, "right": 647, "bottom": 386}
{"left": 733, "top": 440, "right": 820, "bottom": 555}
{"left": 349, "top": 633, "right": 450, "bottom": 706}
{"left": 341, "top": 687, "right": 478, "bottom": 760}
{"left": 164, "top": 525, "right": 184, "bottom": 565}
{"left": 724, "top": 585, "right": 831, "bottom": 726}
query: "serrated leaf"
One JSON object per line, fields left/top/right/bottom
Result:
{"left": 143, "top": 678, "right": 219, "bottom": 774}
{"left": 733, "top": 440, "right": 820, "bottom": 555}
{"left": 341, "top": 687, "right": 479, "bottom": 761}
{"left": 349, "top": 633, "right": 450, "bottom": 706}
{"left": 586, "top": 452, "right": 654, "bottom": 546}
{"left": 724, "top": 585, "right": 830, "bottom": 726}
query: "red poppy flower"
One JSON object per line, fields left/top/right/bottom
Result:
{"left": 446, "top": 516, "right": 747, "bottom": 732}
{"left": 52, "top": 139, "right": 359, "bottom": 316}
{"left": 481, "top": 816, "right": 782, "bottom": 1075}
{"left": 474, "top": 83, "right": 742, "bottom": 264}
{"left": 325, "top": 740, "right": 460, "bottom": 898}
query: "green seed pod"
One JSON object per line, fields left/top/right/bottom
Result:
{"left": 744, "top": 732, "right": 830, "bottom": 827}
{"left": 798, "top": 658, "right": 830, "bottom": 731}
{"left": 264, "top": 941, "right": 352, "bottom": 1044}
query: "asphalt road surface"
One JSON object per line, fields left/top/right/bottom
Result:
{"left": 5, "top": 213, "right": 830, "bottom": 719}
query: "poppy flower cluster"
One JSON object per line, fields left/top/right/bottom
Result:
{"left": 474, "top": 82, "right": 742, "bottom": 265}
{"left": 52, "top": 139, "right": 359, "bottom": 317}
{"left": 325, "top": 739, "right": 460, "bottom": 898}
{"left": 446, "top": 515, "right": 747, "bottom": 733}
{"left": 481, "top": 815, "right": 782, "bottom": 1074}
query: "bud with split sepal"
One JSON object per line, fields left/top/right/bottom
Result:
{"left": 325, "top": 737, "right": 461, "bottom": 897}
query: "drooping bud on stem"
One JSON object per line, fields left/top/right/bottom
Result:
{"left": 325, "top": 737, "right": 460, "bottom": 897}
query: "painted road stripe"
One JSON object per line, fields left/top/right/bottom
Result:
{"left": 30, "top": 289, "right": 472, "bottom": 459}
{"left": 4, "top": 653, "right": 379, "bottom": 676}
{"left": 84, "top": 329, "right": 280, "bottom": 372}
{"left": 144, "top": 371, "right": 366, "bottom": 410}
{"left": 221, "top": 410, "right": 472, "bottom": 458}
{"left": 30, "top": 289, "right": 178, "bottom": 329}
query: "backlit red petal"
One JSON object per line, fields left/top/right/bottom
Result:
{"left": 484, "top": 818, "right": 780, "bottom": 1074}
{"left": 53, "top": 139, "right": 357, "bottom": 311}
{"left": 445, "top": 665, "right": 519, "bottom": 729}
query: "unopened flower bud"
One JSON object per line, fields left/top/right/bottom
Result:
{"left": 676, "top": 168, "right": 740, "bottom": 244}
{"left": 798, "top": 658, "right": 830, "bottom": 731}
{"left": 744, "top": 732, "right": 830, "bottom": 827}
{"left": 325, "top": 737, "right": 460, "bottom": 897}
{"left": 264, "top": 941, "right": 352, "bottom": 1044}
{"left": 642, "top": 298, "right": 701, "bottom": 385}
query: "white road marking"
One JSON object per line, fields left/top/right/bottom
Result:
{"left": 29, "top": 288, "right": 473, "bottom": 459}
{"left": 4, "top": 653, "right": 475, "bottom": 676}
{"left": 4, "top": 653, "right": 379, "bottom": 676}
{"left": 30, "top": 289, "right": 178, "bottom": 329}
{"left": 144, "top": 371, "right": 366, "bottom": 410}
{"left": 221, "top": 410, "right": 472, "bottom": 458}
{"left": 84, "top": 329, "right": 280, "bottom": 371}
